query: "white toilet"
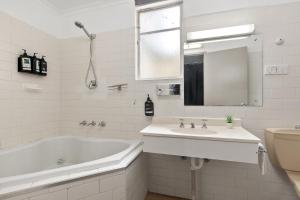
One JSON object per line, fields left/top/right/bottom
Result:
{"left": 265, "top": 128, "right": 300, "bottom": 197}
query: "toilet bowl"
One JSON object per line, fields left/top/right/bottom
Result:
{"left": 265, "top": 128, "right": 300, "bottom": 197}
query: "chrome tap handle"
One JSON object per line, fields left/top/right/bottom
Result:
{"left": 88, "top": 121, "right": 96, "bottom": 126}
{"left": 179, "top": 118, "right": 184, "bottom": 128}
{"left": 201, "top": 119, "right": 207, "bottom": 129}
{"left": 79, "top": 120, "right": 87, "bottom": 126}
{"left": 98, "top": 121, "right": 106, "bottom": 127}
{"left": 191, "top": 122, "right": 195, "bottom": 128}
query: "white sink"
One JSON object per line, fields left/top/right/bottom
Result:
{"left": 141, "top": 117, "right": 261, "bottom": 164}
{"left": 171, "top": 128, "right": 216, "bottom": 135}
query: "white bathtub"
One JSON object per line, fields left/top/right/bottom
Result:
{"left": 0, "top": 136, "right": 143, "bottom": 196}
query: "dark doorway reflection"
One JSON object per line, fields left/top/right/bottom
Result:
{"left": 184, "top": 55, "right": 204, "bottom": 106}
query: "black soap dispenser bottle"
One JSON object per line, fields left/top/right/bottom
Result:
{"left": 145, "top": 94, "right": 154, "bottom": 116}
{"left": 40, "top": 56, "right": 47, "bottom": 76}
{"left": 31, "top": 53, "right": 41, "bottom": 74}
{"left": 18, "top": 49, "right": 32, "bottom": 73}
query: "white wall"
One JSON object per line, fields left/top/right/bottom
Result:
{"left": 60, "top": 0, "right": 300, "bottom": 38}
{"left": 0, "top": 11, "right": 61, "bottom": 148}
{"left": 183, "top": 0, "right": 300, "bottom": 17}
{"left": 1, "top": 0, "right": 300, "bottom": 39}
{"left": 0, "top": 0, "right": 62, "bottom": 38}
{"left": 61, "top": 0, "right": 135, "bottom": 39}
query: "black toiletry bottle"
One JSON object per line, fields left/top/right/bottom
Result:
{"left": 18, "top": 49, "right": 32, "bottom": 73}
{"left": 145, "top": 94, "right": 154, "bottom": 116}
{"left": 31, "top": 53, "right": 41, "bottom": 74}
{"left": 40, "top": 56, "right": 47, "bottom": 76}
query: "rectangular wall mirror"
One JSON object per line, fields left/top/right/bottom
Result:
{"left": 184, "top": 34, "right": 263, "bottom": 107}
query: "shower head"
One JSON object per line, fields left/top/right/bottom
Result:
{"left": 74, "top": 21, "right": 84, "bottom": 29}
{"left": 74, "top": 21, "right": 96, "bottom": 40}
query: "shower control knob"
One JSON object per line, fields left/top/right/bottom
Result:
{"left": 98, "top": 121, "right": 106, "bottom": 127}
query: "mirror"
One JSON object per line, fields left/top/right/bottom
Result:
{"left": 184, "top": 34, "right": 263, "bottom": 106}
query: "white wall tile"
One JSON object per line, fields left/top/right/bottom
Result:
{"left": 0, "top": 11, "right": 61, "bottom": 149}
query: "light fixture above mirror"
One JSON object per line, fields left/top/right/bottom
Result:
{"left": 186, "top": 24, "right": 255, "bottom": 43}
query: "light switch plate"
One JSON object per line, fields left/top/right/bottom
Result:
{"left": 264, "top": 64, "right": 288, "bottom": 75}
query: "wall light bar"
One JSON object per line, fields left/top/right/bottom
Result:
{"left": 187, "top": 24, "right": 255, "bottom": 42}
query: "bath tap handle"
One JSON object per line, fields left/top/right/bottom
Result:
{"left": 201, "top": 119, "right": 207, "bottom": 129}
{"left": 191, "top": 122, "right": 195, "bottom": 128}
{"left": 179, "top": 119, "right": 184, "bottom": 128}
{"left": 98, "top": 121, "right": 106, "bottom": 127}
{"left": 79, "top": 120, "right": 87, "bottom": 126}
{"left": 88, "top": 121, "right": 97, "bottom": 126}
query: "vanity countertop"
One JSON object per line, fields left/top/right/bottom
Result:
{"left": 141, "top": 117, "right": 261, "bottom": 164}
{"left": 141, "top": 122, "right": 261, "bottom": 144}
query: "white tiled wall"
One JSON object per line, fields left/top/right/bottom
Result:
{"left": 3, "top": 154, "right": 147, "bottom": 200}
{"left": 60, "top": 2, "right": 300, "bottom": 200}
{"left": 0, "top": 11, "right": 61, "bottom": 149}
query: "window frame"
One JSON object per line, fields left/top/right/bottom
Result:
{"left": 135, "top": 1, "right": 183, "bottom": 80}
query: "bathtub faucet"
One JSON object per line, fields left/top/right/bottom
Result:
{"left": 79, "top": 120, "right": 87, "bottom": 126}
{"left": 88, "top": 121, "right": 97, "bottom": 126}
{"left": 98, "top": 121, "right": 106, "bottom": 127}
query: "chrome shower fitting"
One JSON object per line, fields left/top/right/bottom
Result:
{"left": 74, "top": 21, "right": 98, "bottom": 90}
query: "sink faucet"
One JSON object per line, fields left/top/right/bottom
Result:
{"left": 295, "top": 125, "right": 300, "bottom": 129}
{"left": 179, "top": 119, "right": 185, "bottom": 128}
{"left": 201, "top": 119, "right": 207, "bottom": 129}
{"left": 191, "top": 122, "right": 195, "bottom": 128}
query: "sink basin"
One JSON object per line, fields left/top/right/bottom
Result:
{"left": 171, "top": 128, "right": 216, "bottom": 135}
{"left": 141, "top": 117, "right": 261, "bottom": 164}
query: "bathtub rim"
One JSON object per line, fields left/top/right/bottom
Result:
{"left": 0, "top": 136, "right": 143, "bottom": 197}
{"left": 0, "top": 135, "right": 136, "bottom": 155}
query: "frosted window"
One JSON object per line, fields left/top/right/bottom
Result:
{"left": 136, "top": 3, "right": 182, "bottom": 80}
{"left": 140, "top": 6, "right": 180, "bottom": 33}
{"left": 139, "top": 30, "right": 181, "bottom": 79}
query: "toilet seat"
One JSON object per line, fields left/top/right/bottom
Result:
{"left": 286, "top": 171, "right": 300, "bottom": 197}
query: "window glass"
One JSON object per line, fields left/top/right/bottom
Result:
{"left": 139, "top": 30, "right": 181, "bottom": 79}
{"left": 140, "top": 6, "right": 180, "bottom": 33}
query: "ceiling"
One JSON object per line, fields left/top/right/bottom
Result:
{"left": 45, "top": 0, "right": 119, "bottom": 11}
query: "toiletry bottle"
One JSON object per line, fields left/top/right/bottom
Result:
{"left": 145, "top": 94, "right": 154, "bottom": 116}
{"left": 40, "top": 56, "right": 47, "bottom": 76}
{"left": 31, "top": 53, "right": 41, "bottom": 74}
{"left": 18, "top": 49, "right": 32, "bottom": 73}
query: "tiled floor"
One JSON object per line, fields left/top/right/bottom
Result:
{"left": 145, "top": 193, "right": 189, "bottom": 200}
